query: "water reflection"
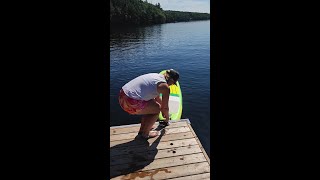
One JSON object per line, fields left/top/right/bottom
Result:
{"left": 110, "top": 25, "right": 163, "bottom": 52}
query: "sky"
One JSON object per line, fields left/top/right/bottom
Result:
{"left": 149, "top": 0, "right": 210, "bottom": 13}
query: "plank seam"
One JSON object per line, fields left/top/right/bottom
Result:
{"left": 110, "top": 152, "right": 206, "bottom": 168}
{"left": 110, "top": 149, "right": 202, "bottom": 162}
{"left": 110, "top": 138, "right": 194, "bottom": 146}
{"left": 110, "top": 125, "right": 189, "bottom": 136}
{"left": 110, "top": 129, "right": 193, "bottom": 142}
{"left": 110, "top": 137, "right": 198, "bottom": 149}
{"left": 110, "top": 131, "right": 194, "bottom": 142}
{"left": 111, "top": 138, "right": 201, "bottom": 150}
{"left": 165, "top": 172, "right": 210, "bottom": 180}
{"left": 110, "top": 119, "right": 190, "bottom": 129}
{"left": 110, "top": 145, "right": 202, "bottom": 160}
{"left": 110, "top": 150, "right": 204, "bottom": 166}
{"left": 187, "top": 123, "right": 210, "bottom": 164}
{"left": 110, "top": 138, "right": 198, "bottom": 150}
{"left": 117, "top": 161, "right": 210, "bottom": 176}
{"left": 115, "top": 160, "right": 209, "bottom": 173}
{"left": 110, "top": 144, "right": 201, "bottom": 157}
{"left": 130, "top": 152, "right": 205, "bottom": 163}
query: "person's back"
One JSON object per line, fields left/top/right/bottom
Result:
{"left": 122, "top": 73, "right": 166, "bottom": 101}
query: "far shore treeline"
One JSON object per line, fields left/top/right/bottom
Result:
{"left": 110, "top": 0, "right": 210, "bottom": 26}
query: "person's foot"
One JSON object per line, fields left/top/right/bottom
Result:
{"left": 140, "top": 130, "right": 160, "bottom": 139}
{"left": 151, "top": 125, "right": 157, "bottom": 130}
{"left": 148, "top": 130, "right": 160, "bottom": 138}
{"left": 138, "top": 125, "right": 157, "bottom": 134}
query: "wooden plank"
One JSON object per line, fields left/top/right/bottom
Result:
{"left": 111, "top": 138, "right": 198, "bottom": 157}
{"left": 110, "top": 119, "right": 190, "bottom": 129}
{"left": 110, "top": 121, "right": 189, "bottom": 135}
{"left": 154, "top": 126, "right": 191, "bottom": 135}
{"left": 169, "top": 173, "right": 210, "bottom": 180}
{"left": 110, "top": 144, "right": 202, "bottom": 166}
{"left": 109, "top": 119, "right": 210, "bottom": 180}
{"left": 110, "top": 153, "right": 207, "bottom": 178}
{"left": 110, "top": 126, "right": 191, "bottom": 142}
{"left": 111, "top": 162, "right": 210, "bottom": 180}
{"left": 110, "top": 131, "right": 195, "bottom": 147}
{"left": 187, "top": 123, "right": 210, "bottom": 164}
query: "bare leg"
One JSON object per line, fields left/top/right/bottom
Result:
{"left": 139, "top": 116, "right": 146, "bottom": 133}
{"left": 139, "top": 117, "right": 156, "bottom": 133}
{"left": 136, "top": 99, "right": 161, "bottom": 115}
{"left": 139, "top": 117, "right": 146, "bottom": 133}
{"left": 135, "top": 99, "right": 161, "bottom": 137}
{"left": 141, "top": 114, "right": 159, "bottom": 138}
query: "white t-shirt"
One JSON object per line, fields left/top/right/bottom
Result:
{"left": 122, "top": 73, "right": 166, "bottom": 101}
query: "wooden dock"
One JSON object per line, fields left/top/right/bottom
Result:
{"left": 110, "top": 119, "right": 210, "bottom": 180}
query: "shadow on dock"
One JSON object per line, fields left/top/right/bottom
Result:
{"left": 110, "top": 130, "right": 165, "bottom": 179}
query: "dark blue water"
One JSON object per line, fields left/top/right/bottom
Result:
{"left": 110, "top": 20, "right": 210, "bottom": 157}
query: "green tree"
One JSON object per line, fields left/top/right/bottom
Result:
{"left": 110, "top": 0, "right": 209, "bottom": 26}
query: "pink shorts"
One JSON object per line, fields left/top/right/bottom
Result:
{"left": 118, "top": 89, "right": 148, "bottom": 114}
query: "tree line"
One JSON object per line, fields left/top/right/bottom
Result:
{"left": 110, "top": 0, "right": 210, "bottom": 26}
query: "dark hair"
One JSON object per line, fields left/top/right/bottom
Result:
{"left": 166, "top": 69, "right": 180, "bottom": 83}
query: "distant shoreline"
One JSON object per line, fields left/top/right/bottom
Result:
{"left": 110, "top": 0, "right": 210, "bottom": 26}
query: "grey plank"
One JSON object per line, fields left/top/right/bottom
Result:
{"left": 169, "top": 173, "right": 210, "bottom": 180}
{"left": 111, "top": 162, "right": 210, "bottom": 180}
{"left": 110, "top": 126, "right": 191, "bottom": 142}
{"left": 110, "top": 144, "right": 202, "bottom": 166}
{"left": 110, "top": 153, "right": 207, "bottom": 178}
{"left": 110, "top": 131, "right": 195, "bottom": 147}
{"left": 110, "top": 121, "right": 188, "bottom": 135}
{"left": 111, "top": 138, "right": 198, "bottom": 157}
{"left": 186, "top": 123, "right": 210, "bottom": 164}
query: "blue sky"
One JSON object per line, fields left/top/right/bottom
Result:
{"left": 149, "top": 0, "right": 210, "bottom": 13}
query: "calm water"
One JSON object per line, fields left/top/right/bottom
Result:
{"left": 110, "top": 20, "right": 210, "bottom": 157}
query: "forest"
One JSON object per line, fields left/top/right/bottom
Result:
{"left": 110, "top": 0, "right": 210, "bottom": 25}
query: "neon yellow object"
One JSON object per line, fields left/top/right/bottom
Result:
{"left": 159, "top": 70, "right": 183, "bottom": 121}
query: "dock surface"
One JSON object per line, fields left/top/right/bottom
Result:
{"left": 110, "top": 119, "right": 210, "bottom": 180}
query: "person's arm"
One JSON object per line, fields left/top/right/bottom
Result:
{"left": 157, "top": 83, "right": 170, "bottom": 122}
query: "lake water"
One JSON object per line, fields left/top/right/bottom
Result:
{"left": 110, "top": 20, "right": 210, "bottom": 157}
